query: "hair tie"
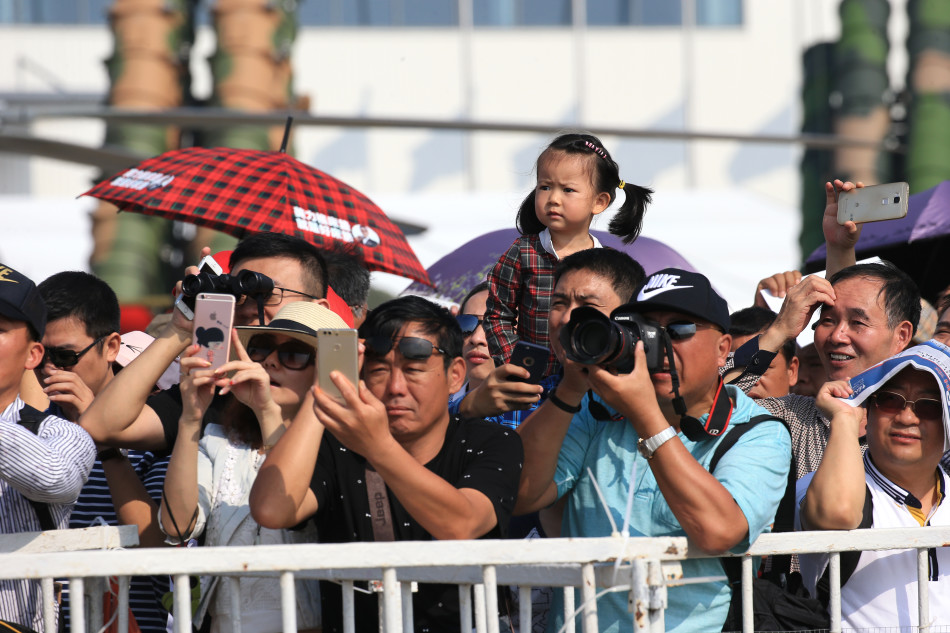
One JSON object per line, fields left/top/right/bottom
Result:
{"left": 618, "top": 180, "right": 625, "bottom": 190}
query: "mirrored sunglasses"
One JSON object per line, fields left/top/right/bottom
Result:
{"left": 246, "top": 334, "right": 315, "bottom": 370}
{"left": 456, "top": 314, "right": 484, "bottom": 336}
{"left": 44, "top": 335, "right": 108, "bottom": 369}
{"left": 661, "top": 321, "right": 722, "bottom": 341}
{"left": 871, "top": 391, "right": 943, "bottom": 421}
{"left": 365, "top": 336, "right": 446, "bottom": 360}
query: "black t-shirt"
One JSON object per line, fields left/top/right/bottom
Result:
{"left": 146, "top": 384, "right": 228, "bottom": 449}
{"left": 310, "top": 415, "right": 523, "bottom": 633}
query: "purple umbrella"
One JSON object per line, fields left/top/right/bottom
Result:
{"left": 401, "top": 229, "right": 696, "bottom": 305}
{"left": 806, "top": 180, "right": 950, "bottom": 300}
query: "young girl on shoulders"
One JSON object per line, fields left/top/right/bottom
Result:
{"left": 484, "top": 133, "right": 652, "bottom": 375}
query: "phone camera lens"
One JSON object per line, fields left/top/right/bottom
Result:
{"left": 893, "top": 196, "right": 901, "bottom": 203}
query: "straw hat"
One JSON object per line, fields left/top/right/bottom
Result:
{"left": 235, "top": 302, "right": 350, "bottom": 351}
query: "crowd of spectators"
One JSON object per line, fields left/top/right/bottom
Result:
{"left": 0, "top": 169, "right": 948, "bottom": 633}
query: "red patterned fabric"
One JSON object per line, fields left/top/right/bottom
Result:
{"left": 83, "top": 147, "right": 431, "bottom": 285}
{"left": 484, "top": 234, "right": 559, "bottom": 376}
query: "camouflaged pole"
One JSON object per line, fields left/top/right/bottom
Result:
{"left": 91, "top": 0, "right": 194, "bottom": 302}
{"left": 799, "top": 42, "right": 838, "bottom": 263}
{"left": 905, "top": 0, "right": 950, "bottom": 193}
{"left": 206, "top": 0, "right": 297, "bottom": 151}
{"left": 832, "top": 0, "right": 891, "bottom": 187}
{"left": 190, "top": 0, "right": 298, "bottom": 260}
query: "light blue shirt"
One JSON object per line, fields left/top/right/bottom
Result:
{"left": 551, "top": 385, "right": 791, "bottom": 633}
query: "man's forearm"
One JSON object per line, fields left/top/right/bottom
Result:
{"left": 514, "top": 389, "right": 582, "bottom": 514}
{"left": 250, "top": 395, "right": 324, "bottom": 529}
{"left": 801, "top": 414, "right": 865, "bottom": 530}
{"left": 81, "top": 324, "right": 189, "bottom": 443}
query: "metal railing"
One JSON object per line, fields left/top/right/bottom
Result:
{"left": 2, "top": 526, "right": 949, "bottom": 633}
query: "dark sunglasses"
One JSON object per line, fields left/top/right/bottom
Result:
{"left": 659, "top": 321, "right": 721, "bottom": 341}
{"left": 365, "top": 336, "right": 446, "bottom": 360}
{"left": 871, "top": 391, "right": 943, "bottom": 421}
{"left": 456, "top": 315, "right": 484, "bottom": 336}
{"left": 246, "top": 334, "right": 315, "bottom": 370}
{"left": 44, "top": 335, "right": 108, "bottom": 369}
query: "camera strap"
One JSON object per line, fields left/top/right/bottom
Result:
{"left": 253, "top": 295, "right": 267, "bottom": 326}
{"left": 680, "top": 378, "right": 734, "bottom": 441}
{"left": 661, "top": 336, "right": 688, "bottom": 418}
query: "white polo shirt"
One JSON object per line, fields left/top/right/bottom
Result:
{"left": 796, "top": 453, "right": 950, "bottom": 629}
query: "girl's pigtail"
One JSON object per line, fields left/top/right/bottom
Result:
{"left": 608, "top": 182, "right": 654, "bottom": 244}
{"left": 516, "top": 190, "right": 545, "bottom": 235}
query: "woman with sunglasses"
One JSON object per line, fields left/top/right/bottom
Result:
{"left": 160, "top": 302, "right": 349, "bottom": 633}
{"left": 798, "top": 340, "right": 950, "bottom": 628}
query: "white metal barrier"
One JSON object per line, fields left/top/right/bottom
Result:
{"left": 2, "top": 526, "right": 949, "bottom": 633}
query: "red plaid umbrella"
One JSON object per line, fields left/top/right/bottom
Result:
{"left": 82, "top": 146, "right": 431, "bottom": 285}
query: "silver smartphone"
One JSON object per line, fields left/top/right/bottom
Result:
{"left": 837, "top": 182, "right": 909, "bottom": 225}
{"left": 192, "top": 293, "right": 235, "bottom": 372}
{"left": 317, "top": 329, "right": 359, "bottom": 404}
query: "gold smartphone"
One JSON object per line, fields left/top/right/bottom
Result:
{"left": 837, "top": 182, "right": 909, "bottom": 225}
{"left": 317, "top": 329, "right": 359, "bottom": 403}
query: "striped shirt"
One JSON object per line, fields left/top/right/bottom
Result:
{"left": 0, "top": 396, "right": 96, "bottom": 632}
{"left": 60, "top": 446, "right": 171, "bottom": 633}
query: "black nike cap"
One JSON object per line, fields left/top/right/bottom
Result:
{"left": 625, "top": 268, "right": 730, "bottom": 332}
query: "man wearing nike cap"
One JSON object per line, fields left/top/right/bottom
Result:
{"left": 516, "top": 268, "right": 791, "bottom": 633}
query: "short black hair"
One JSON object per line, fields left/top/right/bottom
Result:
{"left": 322, "top": 244, "right": 370, "bottom": 315}
{"left": 729, "top": 306, "right": 797, "bottom": 362}
{"left": 459, "top": 281, "right": 490, "bottom": 314}
{"left": 553, "top": 249, "right": 646, "bottom": 303}
{"left": 38, "top": 271, "right": 120, "bottom": 341}
{"left": 359, "top": 295, "right": 462, "bottom": 369}
{"left": 829, "top": 262, "right": 921, "bottom": 336}
{"left": 230, "top": 232, "right": 329, "bottom": 299}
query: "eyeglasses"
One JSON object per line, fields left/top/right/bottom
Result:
{"left": 246, "top": 334, "right": 315, "bottom": 370}
{"left": 44, "top": 335, "right": 108, "bottom": 369}
{"left": 456, "top": 315, "right": 484, "bottom": 336}
{"left": 659, "top": 321, "right": 721, "bottom": 341}
{"left": 235, "top": 287, "right": 319, "bottom": 307}
{"left": 870, "top": 391, "right": 943, "bottom": 421}
{"left": 365, "top": 336, "right": 446, "bottom": 360}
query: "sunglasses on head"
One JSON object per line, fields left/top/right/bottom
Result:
{"left": 365, "top": 336, "right": 446, "bottom": 361}
{"left": 246, "top": 334, "right": 315, "bottom": 370}
{"left": 456, "top": 314, "right": 484, "bottom": 336}
{"left": 870, "top": 391, "right": 943, "bottom": 421}
{"left": 44, "top": 335, "right": 108, "bottom": 369}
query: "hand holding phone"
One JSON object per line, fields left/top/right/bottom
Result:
{"left": 508, "top": 341, "right": 549, "bottom": 384}
{"left": 837, "top": 182, "right": 909, "bottom": 225}
{"left": 192, "top": 293, "right": 235, "bottom": 372}
{"left": 317, "top": 329, "right": 360, "bottom": 404}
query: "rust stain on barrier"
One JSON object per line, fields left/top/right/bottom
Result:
{"left": 665, "top": 545, "right": 681, "bottom": 555}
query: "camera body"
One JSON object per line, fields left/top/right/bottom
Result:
{"left": 560, "top": 305, "right": 667, "bottom": 374}
{"left": 181, "top": 270, "right": 275, "bottom": 300}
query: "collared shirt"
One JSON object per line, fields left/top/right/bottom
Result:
{"left": 485, "top": 232, "right": 602, "bottom": 376}
{"left": 0, "top": 396, "right": 96, "bottom": 632}
{"left": 796, "top": 453, "right": 950, "bottom": 629}
{"left": 551, "top": 385, "right": 791, "bottom": 633}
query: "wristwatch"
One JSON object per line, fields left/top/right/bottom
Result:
{"left": 637, "top": 427, "right": 676, "bottom": 460}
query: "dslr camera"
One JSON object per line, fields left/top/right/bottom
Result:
{"left": 559, "top": 305, "right": 668, "bottom": 374}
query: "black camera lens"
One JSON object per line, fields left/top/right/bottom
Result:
{"left": 573, "top": 319, "right": 614, "bottom": 359}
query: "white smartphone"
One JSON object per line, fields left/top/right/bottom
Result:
{"left": 837, "top": 182, "right": 909, "bottom": 225}
{"left": 175, "top": 255, "right": 225, "bottom": 321}
{"left": 192, "top": 293, "right": 235, "bottom": 372}
{"left": 317, "top": 329, "right": 359, "bottom": 404}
